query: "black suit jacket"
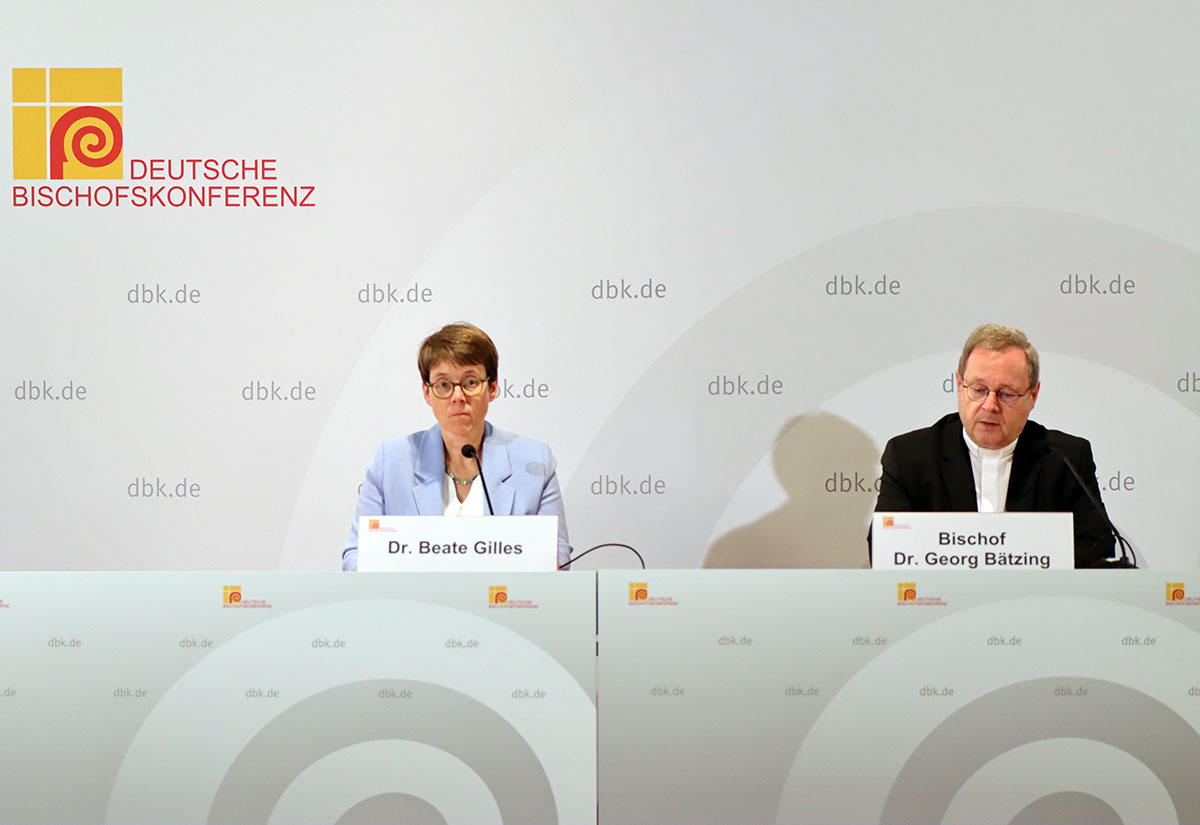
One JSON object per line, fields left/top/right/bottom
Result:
{"left": 873, "top": 413, "right": 1115, "bottom": 568}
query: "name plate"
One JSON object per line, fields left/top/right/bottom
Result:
{"left": 357, "top": 515, "right": 559, "bottom": 572}
{"left": 872, "top": 512, "right": 1074, "bottom": 570}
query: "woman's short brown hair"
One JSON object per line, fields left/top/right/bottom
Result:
{"left": 417, "top": 323, "right": 499, "bottom": 384}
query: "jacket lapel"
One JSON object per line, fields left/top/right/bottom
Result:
{"left": 939, "top": 417, "right": 980, "bottom": 512}
{"left": 412, "top": 424, "right": 446, "bottom": 515}
{"left": 480, "top": 423, "right": 516, "bottom": 516}
{"left": 1006, "top": 421, "right": 1046, "bottom": 512}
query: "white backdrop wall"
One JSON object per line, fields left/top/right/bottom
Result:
{"left": 4, "top": 1, "right": 1198, "bottom": 571}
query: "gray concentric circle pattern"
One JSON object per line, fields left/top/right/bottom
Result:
{"left": 881, "top": 677, "right": 1200, "bottom": 825}
{"left": 207, "top": 679, "right": 556, "bottom": 825}
{"left": 1009, "top": 792, "right": 1122, "bottom": 825}
{"left": 336, "top": 794, "right": 448, "bottom": 825}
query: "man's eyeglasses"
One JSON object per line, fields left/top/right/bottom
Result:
{"left": 961, "top": 383, "right": 1030, "bottom": 407}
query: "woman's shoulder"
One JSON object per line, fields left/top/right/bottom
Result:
{"left": 485, "top": 424, "right": 551, "bottom": 455}
{"left": 374, "top": 425, "right": 441, "bottom": 460}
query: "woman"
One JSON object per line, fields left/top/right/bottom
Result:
{"left": 342, "top": 323, "right": 571, "bottom": 570}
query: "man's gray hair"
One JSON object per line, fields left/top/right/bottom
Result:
{"left": 958, "top": 324, "right": 1039, "bottom": 388}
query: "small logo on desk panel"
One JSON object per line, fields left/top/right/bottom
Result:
{"left": 1166, "top": 583, "right": 1200, "bottom": 606}
{"left": 897, "top": 582, "right": 947, "bottom": 607}
{"left": 487, "top": 585, "right": 536, "bottom": 609}
{"left": 628, "top": 583, "right": 677, "bottom": 606}
{"left": 222, "top": 585, "right": 272, "bottom": 609}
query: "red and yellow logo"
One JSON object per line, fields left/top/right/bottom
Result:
{"left": 898, "top": 582, "right": 917, "bottom": 602}
{"left": 629, "top": 582, "right": 648, "bottom": 602}
{"left": 882, "top": 516, "right": 895, "bottom": 528}
{"left": 12, "top": 68, "right": 123, "bottom": 180}
{"left": 368, "top": 519, "right": 381, "bottom": 531}
{"left": 223, "top": 585, "right": 242, "bottom": 605}
{"left": 1167, "top": 583, "right": 1185, "bottom": 602}
{"left": 488, "top": 585, "right": 508, "bottom": 605}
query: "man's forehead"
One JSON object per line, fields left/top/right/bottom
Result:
{"left": 963, "top": 346, "right": 1029, "bottom": 380}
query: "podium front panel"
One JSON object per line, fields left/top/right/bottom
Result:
{"left": 0, "top": 572, "right": 596, "bottom": 825}
{"left": 597, "top": 570, "right": 1200, "bottom": 825}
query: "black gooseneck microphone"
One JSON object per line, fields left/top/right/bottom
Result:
{"left": 1043, "top": 441, "right": 1136, "bottom": 568}
{"left": 459, "top": 444, "right": 645, "bottom": 570}
{"left": 461, "top": 443, "right": 493, "bottom": 515}
{"left": 459, "top": 444, "right": 646, "bottom": 569}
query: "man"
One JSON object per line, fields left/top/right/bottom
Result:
{"left": 872, "top": 324, "right": 1115, "bottom": 567}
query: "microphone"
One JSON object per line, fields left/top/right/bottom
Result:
{"left": 1042, "top": 441, "right": 1136, "bottom": 568}
{"left": 461, "top": 443, "right": 493, "bottom": 515}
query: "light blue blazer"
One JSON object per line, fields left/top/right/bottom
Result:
{"left": 342, "top": 422, "right": 571, "bottom": 570}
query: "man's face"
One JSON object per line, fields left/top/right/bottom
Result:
{"left": 957, "top": 346, "right": 1039, "bottom": 449}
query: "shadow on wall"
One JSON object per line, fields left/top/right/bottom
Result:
{"left": 703, "top": 412, "right": 876, "bottom": 569}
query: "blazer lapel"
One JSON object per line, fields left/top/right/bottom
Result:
{"left": 412, "top": 424, "right": 446, "bottom": 515}
{"left": 939, "top": 417, "right": 979, "bottom": 512}
{"left": 480, "top": 423, "right": 516, "bottom": 515}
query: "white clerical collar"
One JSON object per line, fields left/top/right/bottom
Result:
{"left": 962, "top": 430, "right": 1018, "bottom": 461}
{"left": 963, "top": 430, "right": 1018, "bottom": 512}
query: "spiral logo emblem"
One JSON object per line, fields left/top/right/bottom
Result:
{"left": 898, "top": 583, "right": 917, "bottom": 602}
{"left": 494, "top": 591, "right": 508, "bottom": 604}
{"left": 229, "top": 591, "right": 242, "bottom": 603}
{"left": 49, "top": 105, "right": 123, "bottom": 179}
{"left": 1167, "top": 584, "right": 1185, "bottom": 602}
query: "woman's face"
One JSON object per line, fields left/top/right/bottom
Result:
{"left": 423, "top": 360, "right": 497, "bottom": 442}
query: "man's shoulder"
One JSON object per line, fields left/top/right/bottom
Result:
{"left": 1032, "top": 420, "right": 1093, "bottom": 455}
{"left": 887, "top": 413, "right": 960, "bottom": 449}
